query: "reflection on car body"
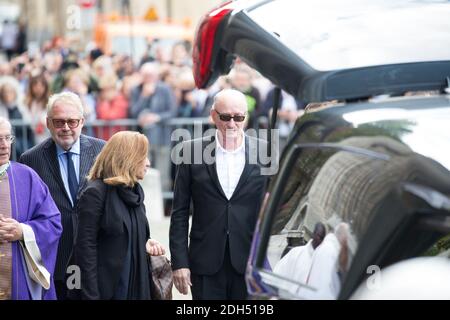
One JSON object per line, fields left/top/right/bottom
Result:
{"left": 250, "top": 101, "right": 450, "bottom": 299}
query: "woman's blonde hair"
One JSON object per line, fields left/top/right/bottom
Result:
{"left": 88, "top": 131, "right": 149, "bottom": 187}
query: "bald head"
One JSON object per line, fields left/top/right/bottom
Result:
{"left": 213, "top": 89, "right": 248, "bottom": 113}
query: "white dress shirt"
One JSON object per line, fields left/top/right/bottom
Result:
{"left": 215, "top": 131, "right": 246, "bottom": 200}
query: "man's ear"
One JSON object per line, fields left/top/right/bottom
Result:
{"left": 210, "top": 109, "right": 216, "bottom": 126}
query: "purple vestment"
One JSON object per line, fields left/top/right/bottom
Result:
{"left": 6, "top": 161, "right": 62, "bottom": 300}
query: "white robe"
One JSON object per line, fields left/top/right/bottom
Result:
{"left": 273, "top": 240, "right": 315, "bottom": 296}
{"left": 301, "top": 234, "right": 342, "bottom": 300}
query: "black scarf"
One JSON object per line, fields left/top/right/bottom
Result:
{"left": 105, "top": 183, "right": 151, "bottom": 300}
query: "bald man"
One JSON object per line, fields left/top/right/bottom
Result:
{"left": 170, "top": 89, "right": 268, "bottom": 300}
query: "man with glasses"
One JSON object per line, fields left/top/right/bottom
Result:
{"left": 170, "top": 89, "right": 268, "bottom": 299}
{"left": 0, "top": 117, "right": 62, "bottom": 300}
{"left": 19, "top": 92, "right": 105, "bottom": 300}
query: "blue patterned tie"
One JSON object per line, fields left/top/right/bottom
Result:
{"left": 65, "top": 151, "right": 78, "bottom": 206}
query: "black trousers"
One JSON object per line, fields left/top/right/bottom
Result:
{"left": 191, "top": 240, "right": 247, "bottom": 300}
{"left": 55, "top": 280, "right": 68, "bottom": 300}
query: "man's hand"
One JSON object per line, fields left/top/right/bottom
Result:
{"left": 173, "top": 268, "right": 192, "bottom": 295}
{"left": 138, "top": 113, "right": 161, "bottom": 127}
{"left": 0, "top": 215, "right": 23, "bottom": 243}
{"left": 141, "top": 83, "right": 155, "bottom": 98}
{"left": 146, "top": 239, "right": 166, "bottom": 256}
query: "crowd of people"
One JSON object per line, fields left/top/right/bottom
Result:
{"left": 0, "top": 36, "right": 304, "bottom": 162}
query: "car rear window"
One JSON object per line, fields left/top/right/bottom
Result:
{"left": 247, "top": 0, "right": 450, "bottom": 71}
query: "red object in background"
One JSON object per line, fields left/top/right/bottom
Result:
{"left": 192, "top": 1, "right": 237, "bottom": 88}
{"left": 78, "top": 0, "right": 96, "bottom": 9}
{"left": 35, "top": 122, "right": 45, "bottom": 135}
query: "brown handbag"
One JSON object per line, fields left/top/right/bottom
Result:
{"left": 149, "top": 255, "right": 173, "bottom": 300}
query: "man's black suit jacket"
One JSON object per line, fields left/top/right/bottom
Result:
{"left": 170, "top": 135, "right": 268, "bottom": 276}
{"left": 19, "top": 134, "right": 105, "bottom": 280}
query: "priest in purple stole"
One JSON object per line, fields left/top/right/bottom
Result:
{"left": 0, "top": 117, "right": 62, "bottom": 300}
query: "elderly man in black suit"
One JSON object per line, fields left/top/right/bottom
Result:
{"left": 170, "top": 89, "right": 268, "bottom": 300}
{"left": 19, "top": 92, "right": 105, "bottom": 300}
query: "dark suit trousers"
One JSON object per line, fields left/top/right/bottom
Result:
{"left": 191, "top": 239, "right": 247, "bottom": 300}
{"left": 55, "top": 280, "right": 68, "bottom": 300}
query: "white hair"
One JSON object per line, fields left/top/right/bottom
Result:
{"left": 46, "top": 91, "right": 84, "bottom": 117}
{"left": 0, "top": 76, "right": 22, "bottom": 106}
{"left": 0, "top": 116, "right": 12, "bottom": 132}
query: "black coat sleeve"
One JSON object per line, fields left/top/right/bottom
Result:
{"left": 169, "top": 143, "right": 192, "bottom": 270}
{"left": 74, "top": 183, "right": 105, "bottom": 300}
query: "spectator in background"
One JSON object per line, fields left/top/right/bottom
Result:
{"left": 50, "top": 51, "right": 78, "bottom": 93}
{"left": 43, "top": 50, "right": 63, "bottom": 84}
{"left": 92, "top": 55, "right": 113, "bottom": 81}
{"left": 15, "top": 22, "right": 27, "bottom": 56}
{"left": 23, "top": 73, "right": 51, "bottom": 144}
{"left": 88, "top": 48, "right": 104, "bottom": 66}
{"left": 1, "top": 20, "right": 18, "bottom": 60}
{"left": 139, "top": 40, "right": 156, "bottom": 66}
{"left": 51, "top": 52, "right": 99, "bottom": 95}
{"left": 129, "top": 62, "right": 176, "bottom": 191}
{"left": 114, "top": 55, "right": 135, "bottom": 79}
{"left": 170, "top": 41, "right": 191, "bottom": 68}
{"left": 230, "top": 66, "right": 261, "bottom": 129}
{"left": 0, "top": 76, "right": 34, "bottom": 158}
{"left": 262, "top": 88, "right": 305, "bottom": 149}
{"left": 0, "top": 61, "right": 13, "bottom": 76}
{"left": 10, "top": 55, "right": 31, "bottom": 93}
{"left": 63, "top": 68, "right": 97, "bottom": 123}
{"left": 95, "top": 72, "right": 129, "bottom": 140}
{"left": 121, "top": 74, "right": 140, "bottom": 101}
{"left": 175, "top": 70, "right": 206, "bottom": 118}
{"left": 50, "top": 37, "right": 69, "bottom": 59}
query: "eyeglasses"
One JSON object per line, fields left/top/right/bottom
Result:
{"left": 0, "top": 135, "right": 15, "bottom": 143}
{"left": 214, "top": 110, "right": 246, "bottom": 122}
{"left": 51, "top": 119, "right": 82, "bottom": 129}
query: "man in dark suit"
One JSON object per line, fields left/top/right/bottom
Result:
{"left": 19, "top": 92, "right": 105, "bottom": 300}
{"left": 170, "top": 89, "right": 268, "bottom": 300}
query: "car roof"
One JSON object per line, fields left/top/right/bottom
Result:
{"left": 211, "top": 0, "right": 450, "bottom": 103}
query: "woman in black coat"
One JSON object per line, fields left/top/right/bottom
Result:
{"left": 74, "top": 131, "right": 165, "bottom": 300}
